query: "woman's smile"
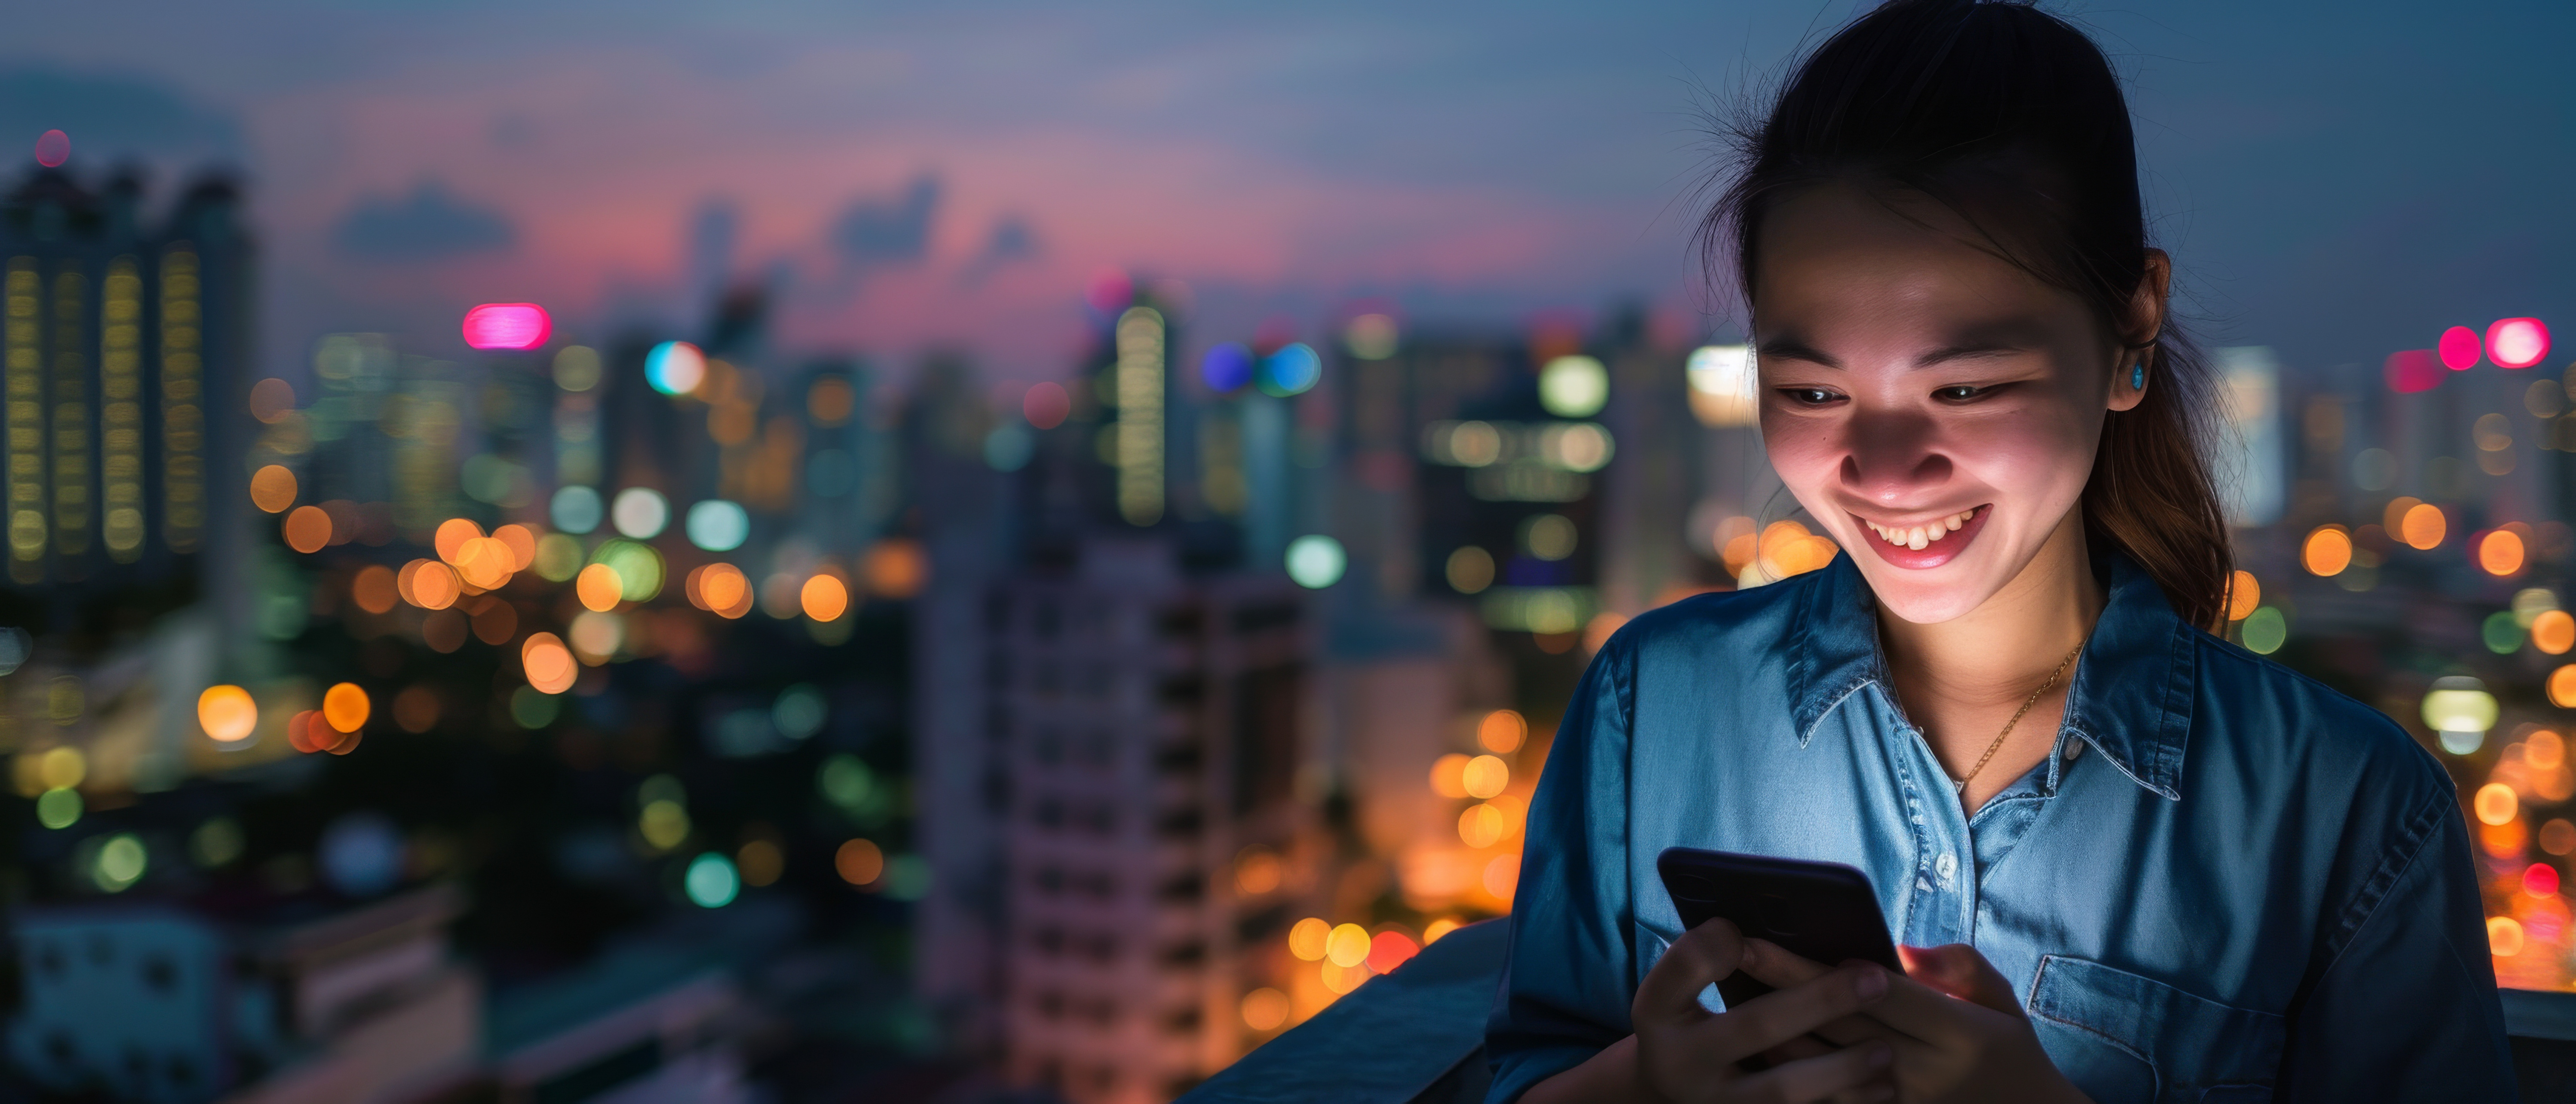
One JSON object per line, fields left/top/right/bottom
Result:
{"left": 1852, "top": 504, "right": 1989, "bottom": 569}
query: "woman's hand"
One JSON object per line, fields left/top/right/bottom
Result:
{"left": 1522, "top": 916, "right": 1897, "bottom": 1104}
{"left": 1735, "top": 939, "right": 2092, "bottom": 1104}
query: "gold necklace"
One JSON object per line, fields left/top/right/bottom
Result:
{"left": 1950, "top": 640, "right": 2087, "bottom": 794}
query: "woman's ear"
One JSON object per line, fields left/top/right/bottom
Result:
{"left": 2108, "top": 248, "right": 2171, "bottom": 414}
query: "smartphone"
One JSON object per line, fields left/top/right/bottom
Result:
{"left": 1656, "top": 846, "right": 1900, "bottom": 1009}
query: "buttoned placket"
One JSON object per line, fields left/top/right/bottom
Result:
{"left": 1880, "top": 684, "right": 2080, "bottom": 951}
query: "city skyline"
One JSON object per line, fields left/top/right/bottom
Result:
{"left": 7, "top": 1, "right": 2576, "bottom": 392}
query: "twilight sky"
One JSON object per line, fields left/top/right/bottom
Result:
{"left": 8, "top": 0, "right": 2574, "bottom": 395}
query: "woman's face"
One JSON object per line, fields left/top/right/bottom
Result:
{"left": 1752, "top": 181, "right": 2145, "bottom": 624}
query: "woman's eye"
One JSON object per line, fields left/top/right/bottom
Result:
{"left": 1778, "top": 387, "right": 1842, "bottom": 406}
{"left": 1933, "top": 384, "right": 1989, "bottom": 402}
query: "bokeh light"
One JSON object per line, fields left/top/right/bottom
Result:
{"left": 1686, "top": 345, "right": 1758, "bottom": 427}
{"left": 250, "top": 465, "right": 298, "bottom": 512}
{"left": 2537, "top": 611, "right": 2576, "bottom": 656}
{"left": 434, "top": 518, "right": 483, "bottom": 563}
{"left": 2440, "top": 325, "right": 2483, "bottom": 370}
{"left": 1446, "top": 546, "right": 1495, "bottom": 594}
{"left": 646, "top": 341, "right": 707, "bottom": 395}
{"left": 1241, "top": 988, "right": 1290, "bottom": 1031}
{"left": 1478, "top": 709, "right": 1526, "bottom": 754}
{"left": 2488, "top": 317, "right": 2551, "bottom": 369}
{"left": 800, "top": 573, "right": 851, "bottom": 621}
{"left": 33, "top": 129, "right": 69, "bottom": 168}
{"left": 35, "top": 787, "right": 80, "bottom": 829}
{"left": 551, "top": 486, "right": 604, "bottom": 534}
{"left": 738, "top": 839, "right": 784, "bottom": 887}
{"left": 1429, "top": 753, "right": 1470, "bottom": 799}
{"left": 1367, "top": 931, "right": 1420, "bottom": 974}
{"left": 1461, "top": 754, "right": 1510, "bottom": 799}
{"left": 1022, "top": 381, "right": 1070, "bottom": 430}
{"left": 352, "top": 565, "right": 398, "bottom": 614}
{"left": 2478, "top": 782, "right": 2519, "bottom": 826}
{"left": 684, "top": 853, "right": 740, "bottom": 908}
{"left": 197, "top": 685, "right": 256, "bottom": 742}
{"left": 493, "top": 524, "right": 538, "bottom": 570}
{"left": 322, "top": 683, "right": 370, "bottom": 734}
{"left": 1285, "top": 535, "right": 1346, "bottom": 588}
{"left": 248, "top": 377, "right": 296, "bottom": 423}
{"left": 611, "top": 488, "right": 669, "bottom": 539}
{"left": 2227, "top": 571, "right": 2261, "bottom": 621}
{"left": 2300, "top": 526, "right": 2351, "bottom": 576}
{"left": 402, "top": 559, "right": 460, "bottom": 610}
{"left": 2401, "top": 503, "right": 2446, "bottom": 550}
{"left": 92, "top": 834, "right": 145, "bottom": 893}
{"left": 522, "top": 632, "right": 578, "bottom": 694}
{"left": 1289, "top": 917, "right": 1331, "bottom": 960}
{"left": 576, "top": 564, "right": 624, "bottom": 612}
{"left": 836, "top": 838, "right": 885, "bottom": 885}
{"left": 2481, "top": 529, "right": 2527, "bottom": 576}
{"left": 1538, "top": 355, "right": 1609, "bottom": 418}
{"left": 1345, "top": 314, "right": 1400, "bottom": 360}
{"left": 686, "top": 499, "right": 750, "bottom": 552}
{"left": 1258, "top": 343, "right": 1322, "bottom": 397}
{"left": 1459, "top": 804, "right": 1505, "bottom": 847}
{"left": 553, "top": 345, "right": 602, "bottom": 391}
{"left": 1202, "top": 342, "right": 1254, "bottom": 392}
{"left": 2384, "top": 349, "right": 2442, "bottom": 394}
{"left": 864, "top": 539, "right": 928, "bottom": 598}
{"left": 460, "top": 303, "right": 552, "bottom": 350}
{"left": 282, "top": 505, "right": 331, "bottom": 552}
{"left": 1235, "top": 847, "right": 1283, "bottom": 894}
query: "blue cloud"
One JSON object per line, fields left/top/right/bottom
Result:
{"left": 332, "top": 180, "right": 515, "bottom": 263}
{"left": 831, "top": 173, "right": 939, "bottom": 266}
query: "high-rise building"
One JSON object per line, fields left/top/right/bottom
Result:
{"left": 0, "top": 166, "right": 253, "bottom": 616}
{"left": 983, "top": 538, "right": 1310, "bottom": 1104}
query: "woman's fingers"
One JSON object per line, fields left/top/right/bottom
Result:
{"left": 1689, "top": 959, "right": 1890, "bottom": 1065}
{"left": 1730, "top": 1040, "right": 1895, "bottom": 1104}
{"left": 1634, "top": 918, "right": 1747, "bottom": 1022}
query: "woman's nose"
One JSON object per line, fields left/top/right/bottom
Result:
{"left": 1835, "top": 409, "right": 1953, "bottom": 505}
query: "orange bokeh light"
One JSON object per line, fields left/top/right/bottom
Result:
{"left": 492, "top": 523, "right": 538, "bottom": 571}
{"left": 800, "top": 573, "right": 850, "bottom": 621}
{"left": 521, "top": 632, "right": 578, "bottom": 694}
{"left": 2536, "top": 611, "right": 2576, "bottom": 656}
{"left": 434, "top": 518, "right": 484, "bottom": 564}
{"left": 576, "top": 563, "right": 624, "bottom": 612}
{"left": 196, "top": 685, "right": 256, "bottom": 742}
{"left": 2480, "top": 529, "right": 2526, "bottom": 576}
{"left": 401, "top": 559, "right": 460, "bottom": 610}
{"left": 836, "top": 838, "right": 885, "bottom": 886}
{"left": 351, "top": 565, "right": 399, "bottom": 614}
{"left": 2553, "top": 666, "right": 2576, "bottom": 709}
{"left": 453, "top": 536, "right": 513, "bottom": 590}
{"left": 282, "top": 506, "right": 332, "bottom": 553}
{"left": 2300, "top": 526, "right": 2351, "bottom": 576}
{"left": 864, "top": 539, "right": 928, "bottom": 598}
{"left": 2400, "top": 503, "right": 2446, "bottom": 550}
{"left": 1477, "top": 710, "right": 1527, "bottom": 754}
{"left": 321, "top": 683, "right": 370, "bottom": 734}
{"left": 693, "top": 563, "right": 752, "bottom": 618}
{"left": 249, "top": 465, "right": 299, "bottom": 513}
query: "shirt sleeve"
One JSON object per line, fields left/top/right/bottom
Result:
{"left": 2276, "top": 786, "right": 2516, "bottom": 1102}
{"left": 1484, "top": 640, "right": 1640, "bottom": 1104}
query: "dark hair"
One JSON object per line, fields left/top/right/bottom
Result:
{"left": 1703, "top": 0, "right": 2233, "bottom": 630}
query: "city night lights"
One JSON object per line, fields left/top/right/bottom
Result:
{"left": 0, "top": 3, "right": 2571, "bottom": 1101}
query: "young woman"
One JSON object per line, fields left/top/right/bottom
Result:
{"left": 1486, "top": 3, "right": 2513, "bottom": 1102}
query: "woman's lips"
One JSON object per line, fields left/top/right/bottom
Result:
{"left": 1852, "top": 505, "right": 1990, "bottom": 569}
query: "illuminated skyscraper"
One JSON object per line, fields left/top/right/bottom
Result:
{"left": 0, "top": 165, "right": 252, "bottom": 613}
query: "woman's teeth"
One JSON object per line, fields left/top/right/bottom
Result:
{"left": 1863, "top": 510, "right": 1975, "bottom": 551}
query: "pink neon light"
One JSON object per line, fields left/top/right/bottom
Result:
{"left": 2487, "top": 317, "right": 2551, "bottom": 369}
{"left": 32, "top": 130, "right": 67, "bottom": 168}
{"left": 2438, "top": 326, "right": 2482, "bottom": 371}
{"left": 2384, "top": 349, "right": 2441, "bottom": 394}
{"left": 2527, "top": 862, "right": 2561, "bottom": 898}
{"left": 461, "top": 303, "right": 552, "bottom": 351}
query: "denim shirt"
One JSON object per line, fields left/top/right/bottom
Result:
{"left": 1485, "top": 553, "right": 2512, "bottom": 1104}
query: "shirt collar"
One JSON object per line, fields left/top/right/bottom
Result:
{"left": 1788, "top": 550, "right": 2197, "bottom": 801}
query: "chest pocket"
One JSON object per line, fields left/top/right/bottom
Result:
{"left": 2027, "top": 955, "right": 2285, "bottom": 1104}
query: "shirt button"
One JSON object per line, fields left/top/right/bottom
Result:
{"left": 2063, "top": 739, "right": 2086, "bottom": 762}
{"left": 1934, "top": 852, "right": 1958, "bottom": 884}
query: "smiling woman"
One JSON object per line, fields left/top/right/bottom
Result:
{"left": 1493, "top": 2, "right": 2515, "bottom": 1103}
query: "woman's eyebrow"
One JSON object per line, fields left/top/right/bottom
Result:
{"left": 1914, "top": 341, "right": 2028, "bottom": 367}
{"left": 1754, "top": 338, "right": 1840, "bottom": 368}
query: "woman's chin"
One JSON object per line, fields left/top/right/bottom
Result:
{"left": 1853, "top": 563, "right": 1999, "bottom": 625}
